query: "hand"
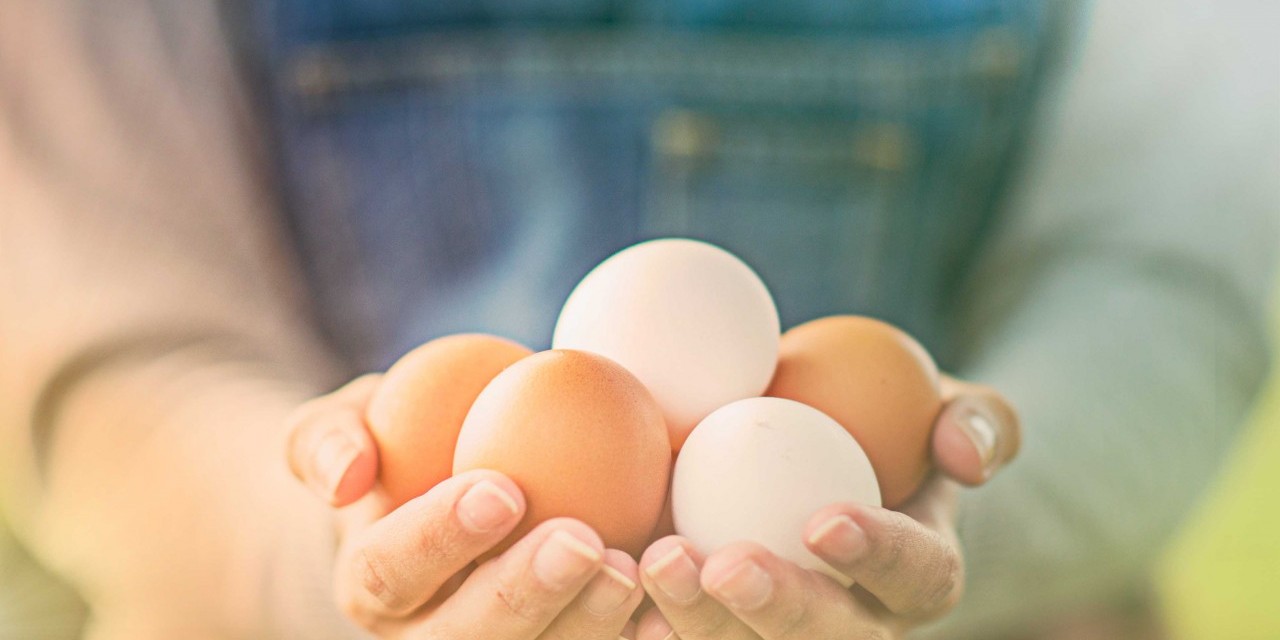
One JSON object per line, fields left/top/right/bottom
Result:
{"left": 285, "top": 375, "right": 644, "bottom": 639}
{"left": 635, "top": 375, "right": 1021, "bottom": 639}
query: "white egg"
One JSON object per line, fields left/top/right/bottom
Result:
{"left": 552, "top": 238, "right": 780, "bottom": 448}
{"left": 672, "top": 397, "right": 881, "bottom": 585}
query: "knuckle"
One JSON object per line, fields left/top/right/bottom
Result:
{"left": 493, "top": 573, "right": 544, "bottom": 625}
{"left": 869, "top": 516, "right": 911, "bottom": 577}
{"left": 899, "top": 533, "right": 963, "bottom": 616}
{"left": 410, "top": 509, "right": 468, "bottom": 564}
{"left": 333, "top": 571, "right": 379, "bottom": 631}
{"left": 932, "top": 550, "right": 966, "bottom": 614}
{"left": 354, "top": 548, "right": 413, "bottom": 616}
{"left": 681, "top": 606, "right": 737, "bottom": 637}
{"left": 863, "top": 627, "right": 895, "bottom": 640}
{"left": 334, "top": 584, "right": 364, "bottom": 625}
{"left": 771, "top": 594, "right": 814, "bottom": 640}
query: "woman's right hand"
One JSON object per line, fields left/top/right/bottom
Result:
{"left": 285, "top": 376, "right": 643, "bottom": 639}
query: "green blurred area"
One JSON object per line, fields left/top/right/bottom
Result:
{"left": 1158, "top": 295, "right": 1280, "bottom": 639}
{"left": 0, "top": 525, "right": 86, "bottom": 640}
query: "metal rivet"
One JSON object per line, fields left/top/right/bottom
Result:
{"left": 852, "top": 122, "right": 915, "bottom": 172}
{"left": 291, "top": 54, "right": 336, "bottom": 96}
{"left": 972, "top": 28, "right": 1024, "bottom": 80}
{"left": 652, "top": 110, "right": 719, "bottom": 158}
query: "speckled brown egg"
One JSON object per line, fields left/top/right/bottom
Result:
{"left": 767, "top": 316, "right": 942, "bottom": 508}
{"left": 366, "top": 334, "right": 532, "bottom": 507}
{"left": 453, "top": 349, "right": 671, "bottom": 558}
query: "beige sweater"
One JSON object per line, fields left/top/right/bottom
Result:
{"left": 1, "top": 0, "right": 1277, "bottom": 638}
{"left": 0, "top": 1, "right": 354, "bottom": 637}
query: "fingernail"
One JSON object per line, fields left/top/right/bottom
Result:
{"left": 533, "top": 530, "right": 602, "bottom": 589}
{"left": 807, "top": 515, "right": 867, "bottom": 564}
{"left": 582, "top": 564, "right": 636, "bottom": 615}
{"left": 710, "top": 559, "right": 773, "bottom": 611}
{"left": 313, "top": 429, "right": 360, "bottom": 498}
{"left": 457, "top": 480, "right": 520, "bottom": 533}
{"left": 955, "top": 404, "right": 998, "bottom": 475}
{"left": 644, "top": 545, "right": 702, "bottom": 604}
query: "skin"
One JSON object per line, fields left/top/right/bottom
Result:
{"left": 287, "top": 375, "right": 645, "bottom": 639}
{"left": 286, "top": 374, "right": 1020, "bottom": 639}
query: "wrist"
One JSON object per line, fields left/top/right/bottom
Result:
{"left": 29, "top": 349, "right": 348, "bottom": 637}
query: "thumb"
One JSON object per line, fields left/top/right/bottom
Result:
{"left": 285, "top": 374, "right": 382, "bottom": 506}
{"left": 931, "top": 376, "right": 1021, "bottom": 486}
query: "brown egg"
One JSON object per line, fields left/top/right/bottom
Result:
{"left": 366, "top": 334, "right": 533, "bottom": 507}
{"left": 453, "top": 350, "right": 671, "bottom": 558}
{"left": 767, "top": 316, "right": 942, "bottom": 508}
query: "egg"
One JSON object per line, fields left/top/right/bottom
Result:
{"left": 366, "top": 334, "right": 532, "bottom": 507}
{"left": 553, "top": 238, "right": 780, "bottom": 450}
{"left": 767, "top": 316, "right": 943, "bottom": 508}
{"left": 672, "top": 397, "right": 880, "bottom": 584}
{"left": 453, "top": 349, "right": 671, "bottom": 558}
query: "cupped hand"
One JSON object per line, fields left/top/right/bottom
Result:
{"left": 636, "top": 374, "right": 1021, "bottom": 639}
{"left": 285, "top": 376, "right": 644, "bottom": 639}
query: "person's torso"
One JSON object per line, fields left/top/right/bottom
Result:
{"left": 250, "top": 0, "right": 1073, "bottom": 371}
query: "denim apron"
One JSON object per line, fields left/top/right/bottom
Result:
{"left": 248, "top": 0, "right": 1070, "bottom": 372}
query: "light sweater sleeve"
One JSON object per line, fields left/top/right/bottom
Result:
{"left": 0, "top": 1, "right": 359, "bottom": 636}
{"left": 926, "top": 0, "right": 1280, "bottom": 636}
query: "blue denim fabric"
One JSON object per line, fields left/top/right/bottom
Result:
{"left": 250, "top": 0, "right": 1068, "bottom": 371}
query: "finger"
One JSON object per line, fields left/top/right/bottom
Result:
{"left": 933, "top": 377, "right": 1021, "bottom": 485}
{"left": 418, "top": 518, "right": 606, "bottom": 640}
{"left": 335, "top": 470, "right": 525, "bottom": 625}
{"left": 621, "top": 619, "right": 638, "bottom": 640}
{"left": 701, "top": 542, "right": 894, "bottom": 640}
{"left": 638, "top": 536, "right": 757, "bottom": 640}
{"left": 538, "top": 549, "right": 644, "bottom": 640}
{"left": 285, "top": 374, "right": 382, "bottom": 506}
{"left": 804, "top": 501, "right": 963, "bottom": 619}
{"left": 636, "top": 607, "right": 678, "bottom": 640}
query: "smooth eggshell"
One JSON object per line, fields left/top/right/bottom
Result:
{"left": 366, "top": 334, "right": 532, "bottom": 507}
{"left": 553, "top": 238, "right": 780, "bottom": 450}
{"left": 767, "top": 316, "right": 942, "bottom": 508}
{"left": 453, "top": 350, "right": 671, "bottom": 558}
{"left": 672, "top": 397, "right": 880, "bottom": 585}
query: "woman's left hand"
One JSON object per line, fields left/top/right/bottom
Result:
{"left": 634, "top": 376, "right": 1021, "bottom": 639}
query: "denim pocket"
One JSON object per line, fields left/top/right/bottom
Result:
{"left": 643, "top": 111, "right": 926, "bottom": 330}
{"left": 264, "top": 14, "right": 1052, "bottom": 366}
